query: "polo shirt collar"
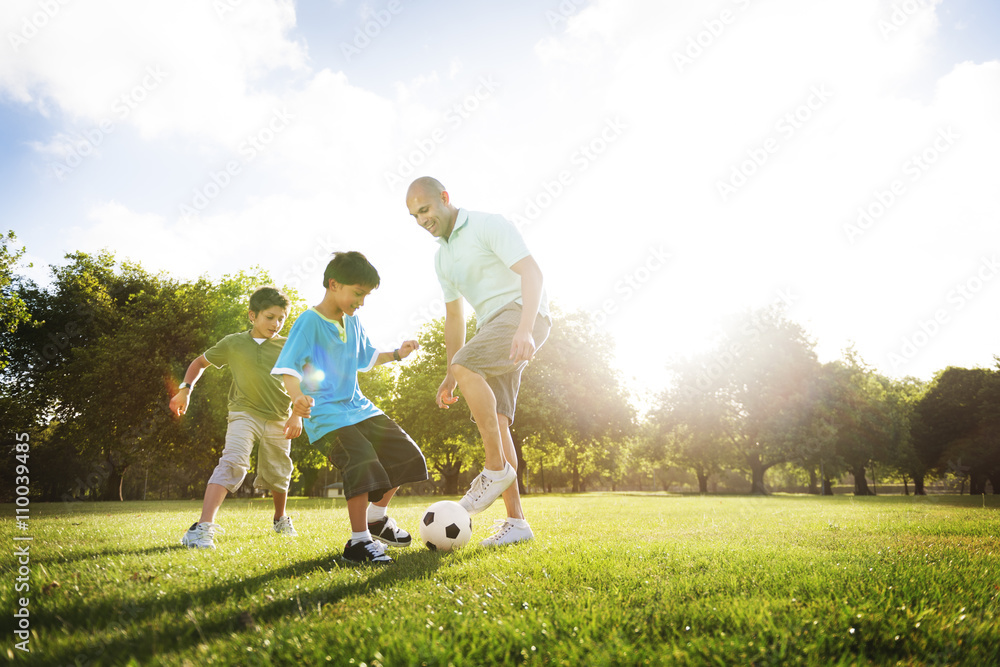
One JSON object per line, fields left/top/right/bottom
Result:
{"left": 437, "top": 208, "right": 468, "bottom": 246}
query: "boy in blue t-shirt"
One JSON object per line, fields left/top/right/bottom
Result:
{"left": 272, "top": 251, "right": 428, "bottom": 565}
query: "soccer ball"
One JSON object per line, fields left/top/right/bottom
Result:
{"left": 420, "top": 501, "right": 472, "bottom": 551}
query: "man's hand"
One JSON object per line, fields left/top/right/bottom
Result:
{"left": 169, "top": 390, "right": 190, "bottom": 417}
{"left": 292, "top": 394, "right": 314, "bottom": 418}
{"left": 509, "top": 328, "right": 537, "bottom": 363}
{"left": 283, "top": 414, "right": 304, "bottom": 439}
{"left": 436, "top": 374, "right": 460, "bottom": 409}
{"left": 398, "top": 339, "right": 420, "bottom": 359}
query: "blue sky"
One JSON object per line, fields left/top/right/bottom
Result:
{"left": 2, "top": 0, "right": 999, "bottom": 408}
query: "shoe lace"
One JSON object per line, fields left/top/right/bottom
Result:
{"left": 381, "top": 517, "right": 398, "bottom": 533}
{"left": 201, "top": 523, "right": 224, "bottom": 536}
{"left": 489, "top": 519, "right": 510, "bottom": 535}
{"left": 364, "top": 540, "right": 387, "bottom": 558}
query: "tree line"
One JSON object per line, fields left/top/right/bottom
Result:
{"left": 2, "top": 236, "right": 997, "bottom": 501}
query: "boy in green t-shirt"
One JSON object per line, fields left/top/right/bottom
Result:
{"left": 169, "top": 286, "right": 302, "bottom": 549}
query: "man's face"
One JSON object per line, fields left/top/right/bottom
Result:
{"left": 407, "top": 187, "right": 453, "bottom": 239}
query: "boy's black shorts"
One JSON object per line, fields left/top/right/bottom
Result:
{"left": 317, "top": 414, "right": 428, "bottom": 502}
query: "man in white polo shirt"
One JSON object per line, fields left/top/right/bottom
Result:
{"left": 405, "top": 176, "right": 551, "bottom": 546}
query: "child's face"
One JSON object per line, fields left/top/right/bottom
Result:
{"left": 249, "top": 305, "right": 288, "bottom": 339}
{"left": 330, "top": 281, "right": 373, "bottom": 317}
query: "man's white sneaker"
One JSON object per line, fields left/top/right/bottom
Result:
{"left": 458, "top": 463, "right": 517, "bottom": 516}
{"left": 273, "top": 515, "right": 297, "bottom": 536}
{"left": 480, "top": 519, "right": 533, "bottom": 547}
{"left": 181, "top": 522, "right": 223, "bottom": 549}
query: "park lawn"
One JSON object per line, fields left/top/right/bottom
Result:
{"left": 3, "top": 494, "right": 998, "bottom": 666}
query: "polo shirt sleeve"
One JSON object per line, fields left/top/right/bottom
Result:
{"left": 203, "top": 333, "right": 234, "bottom": 368}
{"left": 355, "top": 318, "right": 379, "bottom": 373}
{"left": 434, "top": 249, "right": 462, "bottom": 303}
{"left": 481, "top": 214, "right": 531, "bottom": 268}
{"left": 271, "top": 314, "right": 315, "bottom": 381}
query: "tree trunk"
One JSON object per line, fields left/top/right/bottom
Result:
{"left": 969, "top": 472, "right": 986, "bottom": 496}
{"left": 101, "top": 463, "right": 128, "bottom": 501}
{"left": 539, "top": 460, "right": 546, "bottom": 494}
{"left": 571, "top": 465, "right": 581, "bottom": 493}
{"left": 852, "top": 464, "right": 872, "bottom": 496}
{"left": 901, "top": 474, "right": 909, "bottom": 496}
{"left": 913, "top": 473, "right": 926, "bottom": 495}
{"left": 439, "top": 461, "right": 462, "bottom": 496}
{"left": 696, "top": 470, "right": 709, "bottom": 494}
{"left": 511, "top": 428, "right": 527, "bottom": 495}
{"left": 822, "top": 478, "right": 834, "bottom": 495}
{"left": 807, "top": 468, "right": 819, "bottom": 495}
{"left": 748, "top": 459, "right": 769, "bottom": 495}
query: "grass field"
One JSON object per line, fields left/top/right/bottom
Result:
{"left": 3, "top": 494, "right": 998, "bottom": 666}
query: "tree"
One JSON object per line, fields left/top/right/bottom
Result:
{"left": 0, "top": 230, "right": 32, "bottom": 342}
{"left": 685, "top": 307, "right": 821, "bottom": 494}
{"left": 650, "top": 370, "right": 731, "bottom": 493}
{"left": 517, "top": 308, "right": 635, "bottom": 492}
{"left": 391, "top": 316, "right": 480, "bottom": 494}
{"left": 912, "top": 366, "right": 994, "bottom": 494}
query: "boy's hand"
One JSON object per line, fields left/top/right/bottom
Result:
{"left": 398, "top": 340, "right": 420, "bottom": 359}
{"left": 436, "top": 374, "right": 459, "bottom": 409}
{"left": 292, "top": 395, "right": 314, "bottom": 418}
{"left": 510, "top": 328, "right": 537, "bottom": 363}
{"left": 169, "top": 391, "right": 190, "bottom": 417}
{"left": 283, "top": 414, "right": 303, "bottom": 439}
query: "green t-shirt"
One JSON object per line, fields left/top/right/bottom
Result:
{"left": 204, "top": 331, "right": 291, "bottom": 421}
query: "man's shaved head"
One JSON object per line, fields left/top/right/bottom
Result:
{"left": 406, "top": 176, "right": 458, "bottom": 240}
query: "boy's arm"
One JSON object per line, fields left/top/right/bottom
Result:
{"left": 436, "top": 299, "right": 466, "bottom": 409}
{"left": 280, "top": 374, "right": 315, "bottom": 418}
{"left": 169, "top": 355, "right": 213, "bottom": 416}
{"left": 371, "top": 339, "right": 420, "bottom": 367}
{"left": 509, "top": 255, "right": 544, "bottom": 363}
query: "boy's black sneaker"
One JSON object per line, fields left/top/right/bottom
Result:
{"left": 341, "top": 539, "right": 392, "bottom": 565}
{"left": 368, "top": 516, "right": 412, "bottom": 547}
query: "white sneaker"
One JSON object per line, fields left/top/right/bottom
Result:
{"left": 480, "top": 519, "right": 533, "bottom": 547}
{"left": 458, "top": 463, "right": 517, "bottom": 516}
{"left": 181, "top": 522, "right": 223, "bottom": 549}
{"left": 273, "top": 515, "right": 297, "bottom": 537}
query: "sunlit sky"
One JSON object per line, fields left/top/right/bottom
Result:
{"left": 3, "top": 0, "right": 999, "bottom": 408}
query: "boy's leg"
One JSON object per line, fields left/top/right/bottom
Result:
{"left": 272, "top": 492, "right": 288, "bottom": 521}
{"left": 256, "top": 420, "right": 294, "bottom": 520}
{"left": 198, "top": 483, "right": 229, "bottom": 524}
{"left": 371, "top": 487, "right": 398, "bottom": 509}
{"left": 347, "top": 493, "right": 370, "bottom": 533}
{"left": 197, "top": 412, "right": 259, "bottom": 524}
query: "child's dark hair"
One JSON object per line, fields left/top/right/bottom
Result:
{"left": 249, "top": 286, "right": 290, "bottom": 313}
{"left": 323, "top": 251, "right": 381, "bottom": 290}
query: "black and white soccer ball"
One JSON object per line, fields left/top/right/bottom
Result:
{"left": 419, "top": 500, "right": 472, "bottom": 551}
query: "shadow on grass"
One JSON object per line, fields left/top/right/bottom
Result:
{"left": 31, "top": 546, "right": 482, "bottom": 666}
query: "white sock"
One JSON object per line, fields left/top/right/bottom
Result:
{"left": 483, "top": 465, "right": 509, "bottom": 480}
{"left": 366, "top": 504, "right": 387, "bottom": 523}
{"left": 350, "top": 530, "right": 372, "bottom": 545}
{"left": 508, "top": 517, "right": 528, "bottom": 529}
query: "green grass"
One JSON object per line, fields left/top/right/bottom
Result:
{"left": 3, "top": 494, "right": 998, "bottom": 666}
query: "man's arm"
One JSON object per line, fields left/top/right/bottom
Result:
{"left": 436, "top": 299, "right": 466, "bottom": 409}
{"left": 509, "top": 255, "right": 544, "bottom": 363}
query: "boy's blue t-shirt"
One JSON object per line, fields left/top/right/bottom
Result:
{"left": 271, "top": 308, "right": 383, "bottom": 442}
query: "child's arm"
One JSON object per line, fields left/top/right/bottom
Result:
{"left": 169, "top": 355, "right": 212, "bottom": 416}
{"left": 280, "top": 375, "right": 315, "bottom": 418}
{"left": 371, "top": 339, "right": 420, "bottom": 367}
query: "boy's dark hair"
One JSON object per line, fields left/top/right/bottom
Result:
{"left": 249, "top": 286, "right": 290, "bottom": 313}
{"left": 323, "top": 251, "right": 380, "bottom": 290}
